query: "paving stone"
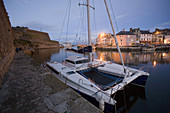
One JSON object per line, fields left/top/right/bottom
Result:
{"left": 0, "top": 52, "right": 102, "bottom": 113}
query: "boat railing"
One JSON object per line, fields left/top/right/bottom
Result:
{"left": 78, "top": 78, "right": 100, "bottom": 90}
{"left": 65, "top": 73, "right": 69, "bottom": 85}
{"left": 88, "top": 61, "right": 103, "bottom": 68}
{"left": 77, "top": 78, "right": 110, "bottom": 96}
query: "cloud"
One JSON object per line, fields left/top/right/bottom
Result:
{"left": 116, "top": 14, "right": 128, "bottom": 20}
{"left": 160, "top": 21, "right": 170, "bottom": 26}
{"left": 150, "top": 20, "right": 170, "bottom": 31}
{"left": 13, "top": 0, "right": 31, "bottom": 5}
{"left": 156, "top": 21, "right": 170, "bottom": 28}
{"left": 23, "top": 21, "right": 59, "bottom": 33}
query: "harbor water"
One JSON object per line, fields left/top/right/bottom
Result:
{"left": 32, "top": 48, "right": 170, "bottom": 113}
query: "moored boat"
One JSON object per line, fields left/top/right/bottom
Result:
{"left": 46, "top": 55, "right": 149, "bottom": 111}
{"left": 47, "top": 0, "right": 150, "bottom": 111}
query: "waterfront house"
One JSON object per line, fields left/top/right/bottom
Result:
{"left": 96, "top": 33, "right": 114, "bottom": 46}
{"left": 130, "top": 28, "right": 141, "bottom": 43}
{"left": 164, "top": 35, "right": 170, "bottom": 44}
{"left": 116, "top": 30, "right": 137, "bottom": 47}
{"left": 152, "top": 28, "right": 170, "bottom": 44}
{"left": 139, "top": 30, "right": 152, "bottom": 44}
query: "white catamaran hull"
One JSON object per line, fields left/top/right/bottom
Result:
{"left": 46, "top": 62, "right": 117, "bottom": 109}
{"left": 46, "top": 60, "right": 149, "bottom": 111}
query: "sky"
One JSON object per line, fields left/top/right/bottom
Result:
{"left": 4, "top": 0, "right": 170, "bottom": 44}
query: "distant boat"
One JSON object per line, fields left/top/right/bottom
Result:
{"left": 142, "top": 44, "right": 156, "bottom": 51}
{"left": 66, "top": 45, "right": 92, "bottom": 53}
{"left": 142, "top": 47, "right": 156, "bottom": 51}
{"left": 61, "top": 42, "right": 72, "bottom": 49}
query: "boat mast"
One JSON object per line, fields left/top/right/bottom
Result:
{"left": 87, "top": 0, "right": 91, "bottom": 46}
{"left": 104, "top": 0, "right": 126, "bottom": 73}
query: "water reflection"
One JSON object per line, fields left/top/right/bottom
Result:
{"left": 31, "top": 48, "right": 170, "bottom": 113}
{"left": 31, "top": 48, "right": 60, "bottom": 64}
{"left": 32, "top": 48, "right": 170, "bottom": 66}
{"left": 114, "top": 85, "right": 146, "bottom": 113}
{"left": 95, "top": 51, "right": 170, "bottom": 66}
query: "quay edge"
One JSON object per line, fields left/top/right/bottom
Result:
{"left": 0, "top": 51, "right": 102, "bottom": 113}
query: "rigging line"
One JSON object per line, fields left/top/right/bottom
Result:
{"left": 123, "top": 88, "right": 128, "bottom": 113}
{"left": 109, "top": 0, "right": 119, "bottom": 32}
{"left": 77, "top": 0, "right": 85, "bottom": 45}
{"left": 65, "top": 0, "right": 72, "bottom": 42}
{"left": 115, "top": 102, "right": 117, "bottom": 113}
{"left": 84, "top": 0, "right": 87, "bottom": 45}
{"left": 77, "top": 2, "right": 85, "bottom": 45}
{"left": 92, "top": 0, "right": 97, "bottom": 39}
{"left": 74, "top": 3, "right": 83, "bottom": 45}
{"left": 58, "top": 1, "right": 70, "bottom": 41}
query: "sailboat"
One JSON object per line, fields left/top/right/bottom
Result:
{"left": 46, "top": 0, "right": 149, "bottom": 111}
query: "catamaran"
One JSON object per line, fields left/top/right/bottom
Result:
{"left": 46, "top": 0, "right": 149, "bottom": 111}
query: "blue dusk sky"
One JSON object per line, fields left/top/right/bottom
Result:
{"left": 4, "top": 0, "right": 170, "bottom": 44}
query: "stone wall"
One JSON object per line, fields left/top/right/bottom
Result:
{"left": 12, "top": 27, "right": 59, "bottom": 49}
{"left": 12, "top": 27, "right": 50, "bottom": 42}
{"left": 0, "top": 0, "right": 15, "bottom": 86}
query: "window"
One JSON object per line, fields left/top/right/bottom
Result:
{"left": 75, "top": 59, "right": 89, "bottom": 64}
{"left": 65, "top": 59, "right": 75, "bottom": 64}
{"left": 67, "top": 71, "right": 76, "bottom": 75}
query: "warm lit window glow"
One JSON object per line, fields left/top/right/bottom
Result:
{"left": 100, "top": 57, "right": 103, "bottom": 61}
{"left": 155, "top": 31, "right": 160, "bottom": 35}
{"left": 100, "top": 33, "right": 105, "bottom": 37}
{"left": 162, "top": 53, "right": 166, "bottom": 57}
{"left": 153, "top": 61, "right": 157, "bottom": 67}
{"left": 164, "top": 40, "right": 167, "bottom": 44}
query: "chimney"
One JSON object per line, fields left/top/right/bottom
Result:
{"left": 155, "top": 28, "right": 159, "bottom": 31}
{"left": 130, "top": 28, "right": 132, "bottom": 33}
{"left": 138, "top": 28, "right": 140, "bottom": 32}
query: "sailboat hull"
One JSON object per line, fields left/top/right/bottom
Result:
{"left": 131, "top": 75, "right": 148, "bottom": 87}
{"left": 66, "top": 46, "right": 92, "bottom": 53}
{"left": 73, "top": 88, "right": 115, "bottom": 112}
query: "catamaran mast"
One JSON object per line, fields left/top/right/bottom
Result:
{"left": 104, "top": 0, "right": 126, "bottom": 73}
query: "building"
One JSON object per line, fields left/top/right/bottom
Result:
{"left": 139, "top": 30, "right": 152, "bottom": 44}
{"left": 130, "top": 28, "right": 141, "bottom": 43}
{"left": 116, "top": 30, "right": 137, "bottom": 47}
{"left": 96, "top": 33, "right": 114, "bottom": 46}
{"left": 164, "top": 35, "right": 170, "bottom": 44}
{"left": 152, "top": 28, "right": 170, "bottom": 44}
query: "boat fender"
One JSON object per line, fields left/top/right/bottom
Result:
{"left": 99, "top": 98, "right": 105, "bottom": 111}
{"left": 95, "top": 93, "right": 105, "bottom": 111}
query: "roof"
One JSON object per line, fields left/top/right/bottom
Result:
{"left": 116, "top": 31, "right": 135, "bottom": 35}
{"left": 140, "top": 30, "right": 152, "bottom": 34}
{"left": 153, "top": 29, "right": 170, "bottom": 35}
{"left": 66, "top": 55, "right": 87, "bottom": 62}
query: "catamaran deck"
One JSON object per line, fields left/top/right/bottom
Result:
{"left": 77, "top": 68, "right": 123, "bottom": 90}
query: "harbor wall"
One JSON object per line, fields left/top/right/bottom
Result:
{"left": 96, "top": 46, "right": 170, "bottom": 51}
{"left": 0, "top": 0, "right": 15, "bottom": 86}
{"left": 12, "top": 27, "right": 60, "bottom": 49}
{"left": 96, "top": 47, "right": 142, "bottom": 51}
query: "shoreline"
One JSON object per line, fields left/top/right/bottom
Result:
{"left": 95, "top": 46, "right": 170, "bottom": 51}
{"left": 0, "top": 51, "right": 101, "bottom": 113}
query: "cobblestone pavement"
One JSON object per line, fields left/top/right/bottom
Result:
{"left": 0, "top": 52, "right": 101, "bottom": 113}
